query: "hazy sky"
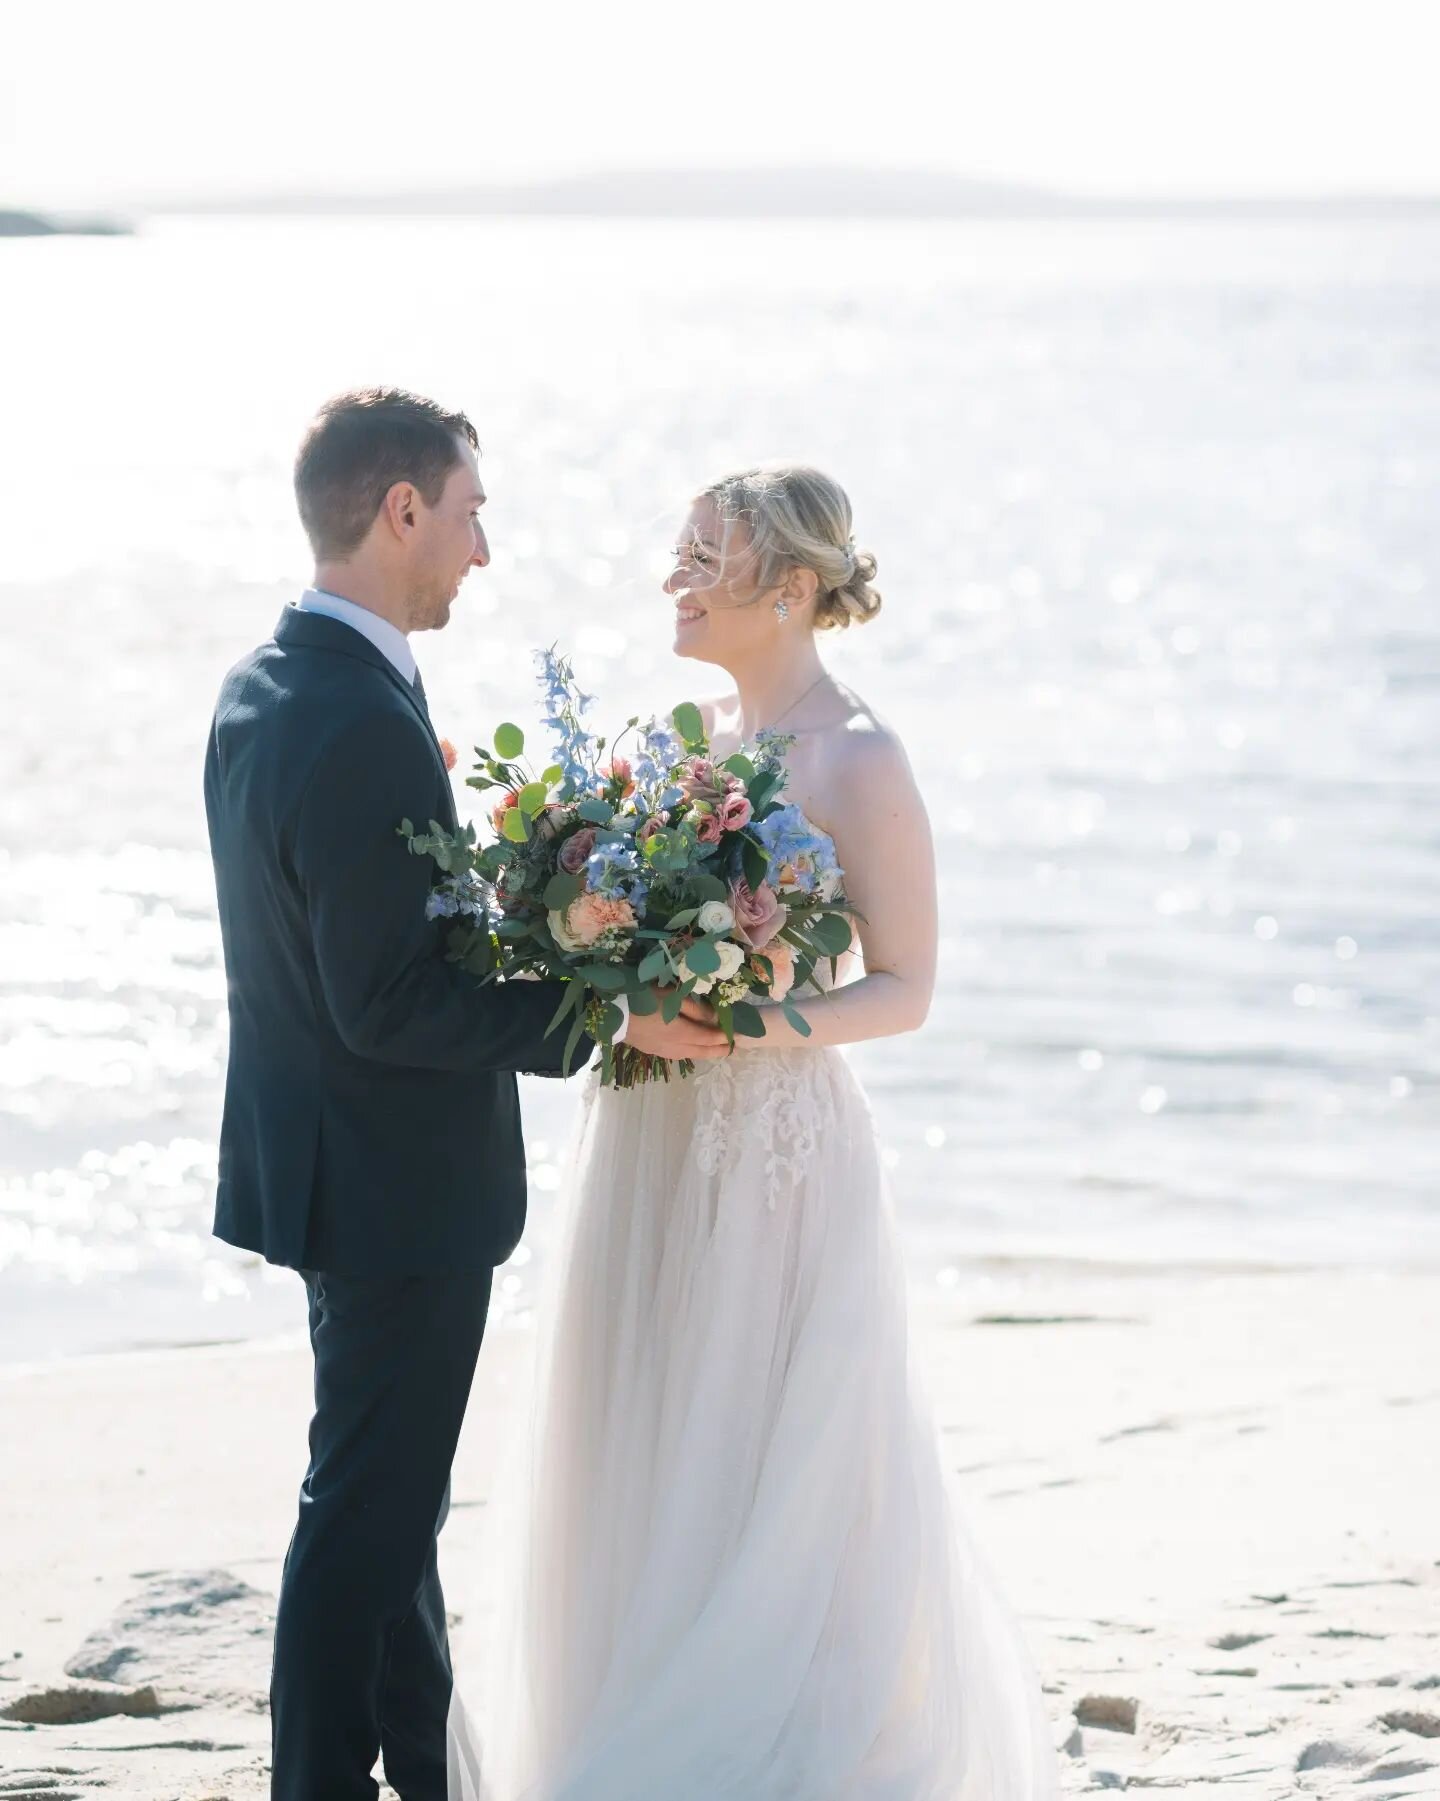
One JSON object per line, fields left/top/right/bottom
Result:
{"left": 4, "top": 0, "right": 1436, "bottom": 207}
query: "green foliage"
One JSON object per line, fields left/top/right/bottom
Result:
{"left": 542, "top": 871, "right": 583, "bottom": 911}
{"left": 671, "top": 700, "right": 704, "bottom": 747}
{"left": 493, "top": 722, "right": 525, "bottom": 758}
{"left": 730, "top": 1001, "right": 768, "bottom": 1039}
{"left": 684, "top": 939, "right": 721, "bottom": 977}
{"left": 721, "top": 752, "right": 757, "bottom": 783}
{"left": 808, "top": 911, "right": 853, "bottom": 956}
{"left": 782, "top": 999, "right": 813, "bottom": 1037}
{"left": 741, "top": 835, "right": 769, "bottom": 891}
{"left": 576, "top": 798, "right": 613, "bottom": 825}
{"left": 542, "top": 764, "right": 564, "bottom": 788}
{"left": 516, "top": 781, "right": 549, "bottom": 817}
{"left": 501, "top": 808, "right": 531, "bottom": 844}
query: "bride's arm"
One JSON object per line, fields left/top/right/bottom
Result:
{"left": 739, "top": 727, "right": 937, "bottom": 1050}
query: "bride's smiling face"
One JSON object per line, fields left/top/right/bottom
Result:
{"left": 665, "top": 499, "right": 788, "bottom": 664}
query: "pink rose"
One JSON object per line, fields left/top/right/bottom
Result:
{"left": 718, "top": 791, "right": 753, "bottom": 832}
{"left": 557, "top": 826, "right": 598, "bottom": 876}
{"left": 729, "top": 878, "right": 784, "bottom": 950}
{"left": 756, "top": 939, "right": 796, "bottom": 1001}
{"left": 693, "top": 809, "right": 723, "bottom": 845}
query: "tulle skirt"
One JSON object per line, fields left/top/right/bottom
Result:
{"left": 449, "top": 1046, "right": 1057, "bottom": 1800}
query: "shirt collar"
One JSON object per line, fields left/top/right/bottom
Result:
{"left": 294, "top": 588, "right": 418, "bottom": 685}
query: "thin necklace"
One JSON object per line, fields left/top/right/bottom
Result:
{"left": 762, "top": 670, "right": 831, "bottom": 735}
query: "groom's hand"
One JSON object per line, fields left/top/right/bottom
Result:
{"left": 625, "top": 991, "right": 730, "bottom": 1061}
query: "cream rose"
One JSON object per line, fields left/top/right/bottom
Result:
{"left": 696, "top": 900, "right": 735, "bottom": 935}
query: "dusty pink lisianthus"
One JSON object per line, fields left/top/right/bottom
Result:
{"left": 693, "top": 809, "right": 724, "bottom": 845}
{"left": 754, "top": 939, "right": 796, "bottom": 1001}
{"left": 557, "top": 827, "right": 598, "bottom": 876}
{"left": 718, "top": 791, "right": 753, "bottom": 831}
{"left": 729, "top": 877, "right": 784, "bottom": 949}
{"left": 636, "top": 812, "right": 668, "bottom": 845}
{"left": 680, "top": 756, "right": 725, "bottom": 803}
{"left": 552, "top": 891, "right": 636, "bottom": 952}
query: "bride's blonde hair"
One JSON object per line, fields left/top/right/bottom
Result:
{"left": 698, "top": 463, "right": 882, "bottom": 631}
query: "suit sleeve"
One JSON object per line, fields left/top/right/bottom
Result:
{"left": 293, "top": 708, "right": 593, "bottom": 1075}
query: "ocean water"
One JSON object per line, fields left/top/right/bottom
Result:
{"left": 1, "top": 215, "right": 1437, "bottom": 1363}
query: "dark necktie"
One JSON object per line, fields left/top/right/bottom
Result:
{"left": 411, "top": 668, "right": 429, "bottom": 717}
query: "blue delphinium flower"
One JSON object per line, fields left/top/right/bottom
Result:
{"left": 751, "top": 803, "right": 844, "bottom": 898}
{"left": 535, "top": 647, "right": 599, "bottom": 798}
{"left": 632, "top": 720, "right": 684, "bottom": 788}
{"left": 585, "top": 839, "right": 649, "bottom": 909}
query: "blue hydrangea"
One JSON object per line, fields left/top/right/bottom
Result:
{"left": 751, "top": 803, "right": 844, "bottom": 898}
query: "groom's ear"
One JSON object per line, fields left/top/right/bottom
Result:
{"left": 383, "top": 480, "right": 421, "bottom": 539}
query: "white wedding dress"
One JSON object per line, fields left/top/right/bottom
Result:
{"left": 447, "top": 997, "right": 1058, "bottom": 1800}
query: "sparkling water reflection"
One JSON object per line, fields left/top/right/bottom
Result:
{"left": 1, "top": 215, "right": 1437, "bottom": 1361}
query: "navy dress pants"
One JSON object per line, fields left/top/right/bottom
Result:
{"left": 270, "top": 1265, "right": 493, "bottom": 1801}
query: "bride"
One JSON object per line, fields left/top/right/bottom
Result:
{"left": 449, "top": 466, "right": 1057, "bottom": 1800}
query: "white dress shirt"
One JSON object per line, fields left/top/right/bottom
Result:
{"left": 292, "top": 589, "right": 629, "bottom": 1045}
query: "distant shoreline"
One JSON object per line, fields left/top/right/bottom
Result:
{"left": 0, "top": 208, "right": 132, "bottom": 238}
{"left": 128, "top": 168, "right": 1440, "bottom": 224}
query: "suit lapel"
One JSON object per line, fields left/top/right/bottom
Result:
{"left": 274, "top": 607, "right": 445, "bottom": 762}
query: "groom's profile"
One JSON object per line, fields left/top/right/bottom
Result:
{"left": 203, "top": 388, "right": 726, "bottom": 1800}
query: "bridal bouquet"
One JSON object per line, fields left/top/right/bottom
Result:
{"left": 399, "top": 649, "right": 854, "bottom": 1086}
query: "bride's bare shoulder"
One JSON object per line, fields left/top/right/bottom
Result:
{"left": 823, "top": 685, "right": 916, "bottom": 783}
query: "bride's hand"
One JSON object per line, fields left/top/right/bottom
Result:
{"left": 679, "top": 994, "right": 718, "bottom": 1025}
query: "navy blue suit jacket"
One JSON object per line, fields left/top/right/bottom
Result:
{"left": 203, "top": 606, "right": 588, "bottom": 1274}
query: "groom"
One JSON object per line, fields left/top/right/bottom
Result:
{"left": 204, "top": 388, "right": 726, "bottom": 1801}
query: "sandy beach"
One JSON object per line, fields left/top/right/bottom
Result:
{"left": 1, "top": 1263, "right": 1436, "bottom": 1798}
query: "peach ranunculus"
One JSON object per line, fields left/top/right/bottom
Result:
{"left": 492, "top": 789, "right": 520, "bottom": 832}
{"left": 755, "top": 938, "right": 796, "bottom": 1001}
{"left": 557, "top": 826, "right": 599, "bottom": 876}
{"left": 603, "top": 757, "right": 636, "bottom": 798}
{"left": 439, "top": 737, "right": 458, "bottom": 773}
{"left": 718, "top": 790, "right": 753, "bottom": 832}
{"left": 728, "top": 877, "right": 785, "bottom": 950}
{"left": 549, "top": 891, "right": 637, "bottom": 954}
{"left": 693, "top": 808, "right": 724, "bottom": 845}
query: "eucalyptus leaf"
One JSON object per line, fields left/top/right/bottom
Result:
{"left": 684, "top": 940, "right": 721, "bottom": 978}
{"left": 809, "top": 911, "right": 854, "bottom": 956}
{"left": 541, "top": 764, "right": 564, "bottom": 788}
{"left": 661, "top": 987, "right": 684, "bottom": 1024}
{"left": 628, "top": 984, "right": 660, "bottom": 1016}
{"left": 493, "top": 722, "right": 525, "bottom": 758}
{"left": 741, "top": 836, "right": 769, "bottom": 891}
{"left": 638, "top": 946, "right": 670, "bottom": 984}
{"left": 665, "top": 908, "right": 699, "bottom": 931}
{"left": 730, "top": 1001, "right": 768, "bottom": 1039}
{"left": 671, "top": 700, "right": 704, "bottom": 746}
{"left": 580, "top": 964, "right": 629, "bottom": 991}
{"left": 597, "top": 1001, "right": 625, "bottom": 1041}
{"left": 721, "top": 752, "right": 757, "bottom": 783}
{"left": 517, "top": 781, "right": 549, "bottom": 817}
{"left": 782, "top": 1000, "right": 813, "bottom": 1038}
{"left": 543, "top": 871, "right": 583, "bottom": 910}
{"left": 501, "top": 808, "right": 530, "bottom": 844}
{"left": 689, "top": 872, "right": 729, "bottom": 903}
{"left": 577, "top": 798, "right": 613, "bottom": 824}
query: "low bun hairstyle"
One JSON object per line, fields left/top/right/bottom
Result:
{"left": 698, "top": 463, "right": 882, "bottom": 632}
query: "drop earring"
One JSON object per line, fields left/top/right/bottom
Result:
{"left": 774, "top": 598, "right": 790, "bottom": 622}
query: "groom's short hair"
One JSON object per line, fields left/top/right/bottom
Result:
{"left": 295, "top": 388, "right": 480, "bottom": 558}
